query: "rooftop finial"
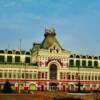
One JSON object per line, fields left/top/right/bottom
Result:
{"left": 50, "top": 27, "right": 56, "bottom": 36}
{"left": 44, "top": 27, "right": 50, "bottom": 37}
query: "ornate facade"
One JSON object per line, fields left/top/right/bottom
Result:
{"left": 0, "top": 28, "right": 100, "bottom": 93}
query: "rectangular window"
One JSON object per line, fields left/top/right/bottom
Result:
{"left": 92, "top": 75, "right": 94, "bottom": 80}
{"left": 63, "top": 73, "right": 66, "bottom": 79}
{"left": 72, "top": 74, "right": 74, "bottom": 80}
{"left": 82, "top": 60, "right": 86, "bottom": 67}
{"left": 22, "top": 73, "right": 24, "bottom": 79}
{"left": 76, "top": 60, "right": 80, "bottom": 67}
{"left": 15, "top": 56, "right": 20, "bottom": 63}
{"left": 98, "top": 76, "right": 100, "bottom": 80}
{"left": 0, "top": 56, "right": 4, "bottom": 63}
{"left": 95, "top": 75, "right": 97, "bottom": 80}
{"left": 33, "top": 73, "right": 36, "bottom": 79}
{"left": 13, "top": 73, "right": 16, "bottom": 79}
{"left": 9, "top": 72, "right": 12, "bottom": 78}
{"left": 25, "top": 57, "right": 30, "bottom": 64}
{"left": 25, "top": 73, "right": 28, "bottom": 79}
{"left": 0, "top": 72, "right": 2, "bottom": 78}
{"left": 7, "top": 56, "right": 12, "bottom": 63}
{"left": 88, "top": 75, "right": 90, "bottom": 80}
{"left": 30, "top": 73, "right": 32, "bottom": 79}
{"left": 42, "top": 72, "right": 44, "bottom": 79}
{"left": 4, "top": 72, "right": 7, "bottom": 78}
{"left": 45, "top": 72, "right": 47, "bottom": 79}
{"left": 85, "top": 75, "right": 87, "bottom": 80}
{"left": 81, "top": 75, "right": 83, "bottom": 80}
{"left": 38, "top": 72, "right": 41, "bottom": 79}
{"left": 69, "top": 60, "right": 74, "bottom": 67}
{"left": 67, "top": 72, "right": 70, "bottom": 80}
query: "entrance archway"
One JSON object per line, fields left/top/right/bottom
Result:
{"left": 49, "top": 83, "right": 57, "bottom": 91}
{"left": 29, "top": 84, "right": 36, "bottom": 91}
{"left": 49, "top": 64, "right": 57, "bottom": 80}
{"left": 29, "top": 84, "right": 36, "bottom": 93}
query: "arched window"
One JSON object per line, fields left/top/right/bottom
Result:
{"left": 25, "top": 51, "right": 30, "bottom": 55}
{"left": 8, "top": 51, "right": 12, "bottom": 54}
{"left": 56, "top": 49, "right": 59, "bottom": 53}
{"left": 76, "top": 60, "right": 80, "bottom": 67}
{"left": 88, "top": 56, "right": 92, "bottom": 59}
{"left": 88, "top": 60, "right": 92, "bottom": 67}
{"left": 70, "top": 55, "right": 74, "bottom": 58}
{"left": 0, "top": 50, "right": 4, "bottom": 54}
{"left": 49, "top": 64, "right": 57, "bottom": 80}
{"left": 29, "top": 84, "right": 36, "bottom": 91}
{"left": 82, "top": 60, "right": 86, "bottom": 67}
{"left": 69, "top": 59, "right": 74, "bottom": 67}
{"left": 15, "top": 51, "right": 20, "bottom": 55}
{"left": 94, "top": 61, "right": 98, "bottom": 67}
{"left": 82, "top": 56, "right": 86, "bottom": 59}
{"left": 94, "top": 56, "right": 98, "bottom": 59}
{"left": 76, "top": 55, "right": 80, "bottom": 58}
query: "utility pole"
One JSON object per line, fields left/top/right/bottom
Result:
{"left": 18, "top": 38, "right": 22, "bottom": 94}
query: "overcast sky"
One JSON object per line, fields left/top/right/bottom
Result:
{"left": 0, "top": 0, "right": 100, "bottom": 55}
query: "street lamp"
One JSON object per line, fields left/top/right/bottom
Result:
{"left": 76, "top": 65, "right": 83, "bottom": 93}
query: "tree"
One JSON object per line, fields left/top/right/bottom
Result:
{"left": 2, "top": 80, "right": 12, "bottom": 93}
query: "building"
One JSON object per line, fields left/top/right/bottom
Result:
{"left": 0, "top": 28, "right": 100, "bottom": 93}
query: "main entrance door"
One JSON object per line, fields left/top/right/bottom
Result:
{"left": 49, "top": 64, "right": 57, "bottom": 80}
{"left": 49, "top": 83, "right": 57, "bottom": 91}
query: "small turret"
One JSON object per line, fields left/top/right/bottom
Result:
{"left": 44, "top": 28, "right": 56, "bottom": 37}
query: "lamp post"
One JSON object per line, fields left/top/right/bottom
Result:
{"left": 76, "top": 65, "right": 83, "bottom": 93}
{"left": 18, "top": 67, "right": 21, "bottom": 94}
{"left": 24, "top": 63, "right": 28, "bottom": 93}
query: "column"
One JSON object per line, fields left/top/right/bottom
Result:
{"left": 59, "top": 82, "right": 62, "bottom": 91}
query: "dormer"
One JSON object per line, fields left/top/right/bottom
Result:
{"left": 49, "top": 43, "right": 61, "bottom": 53}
